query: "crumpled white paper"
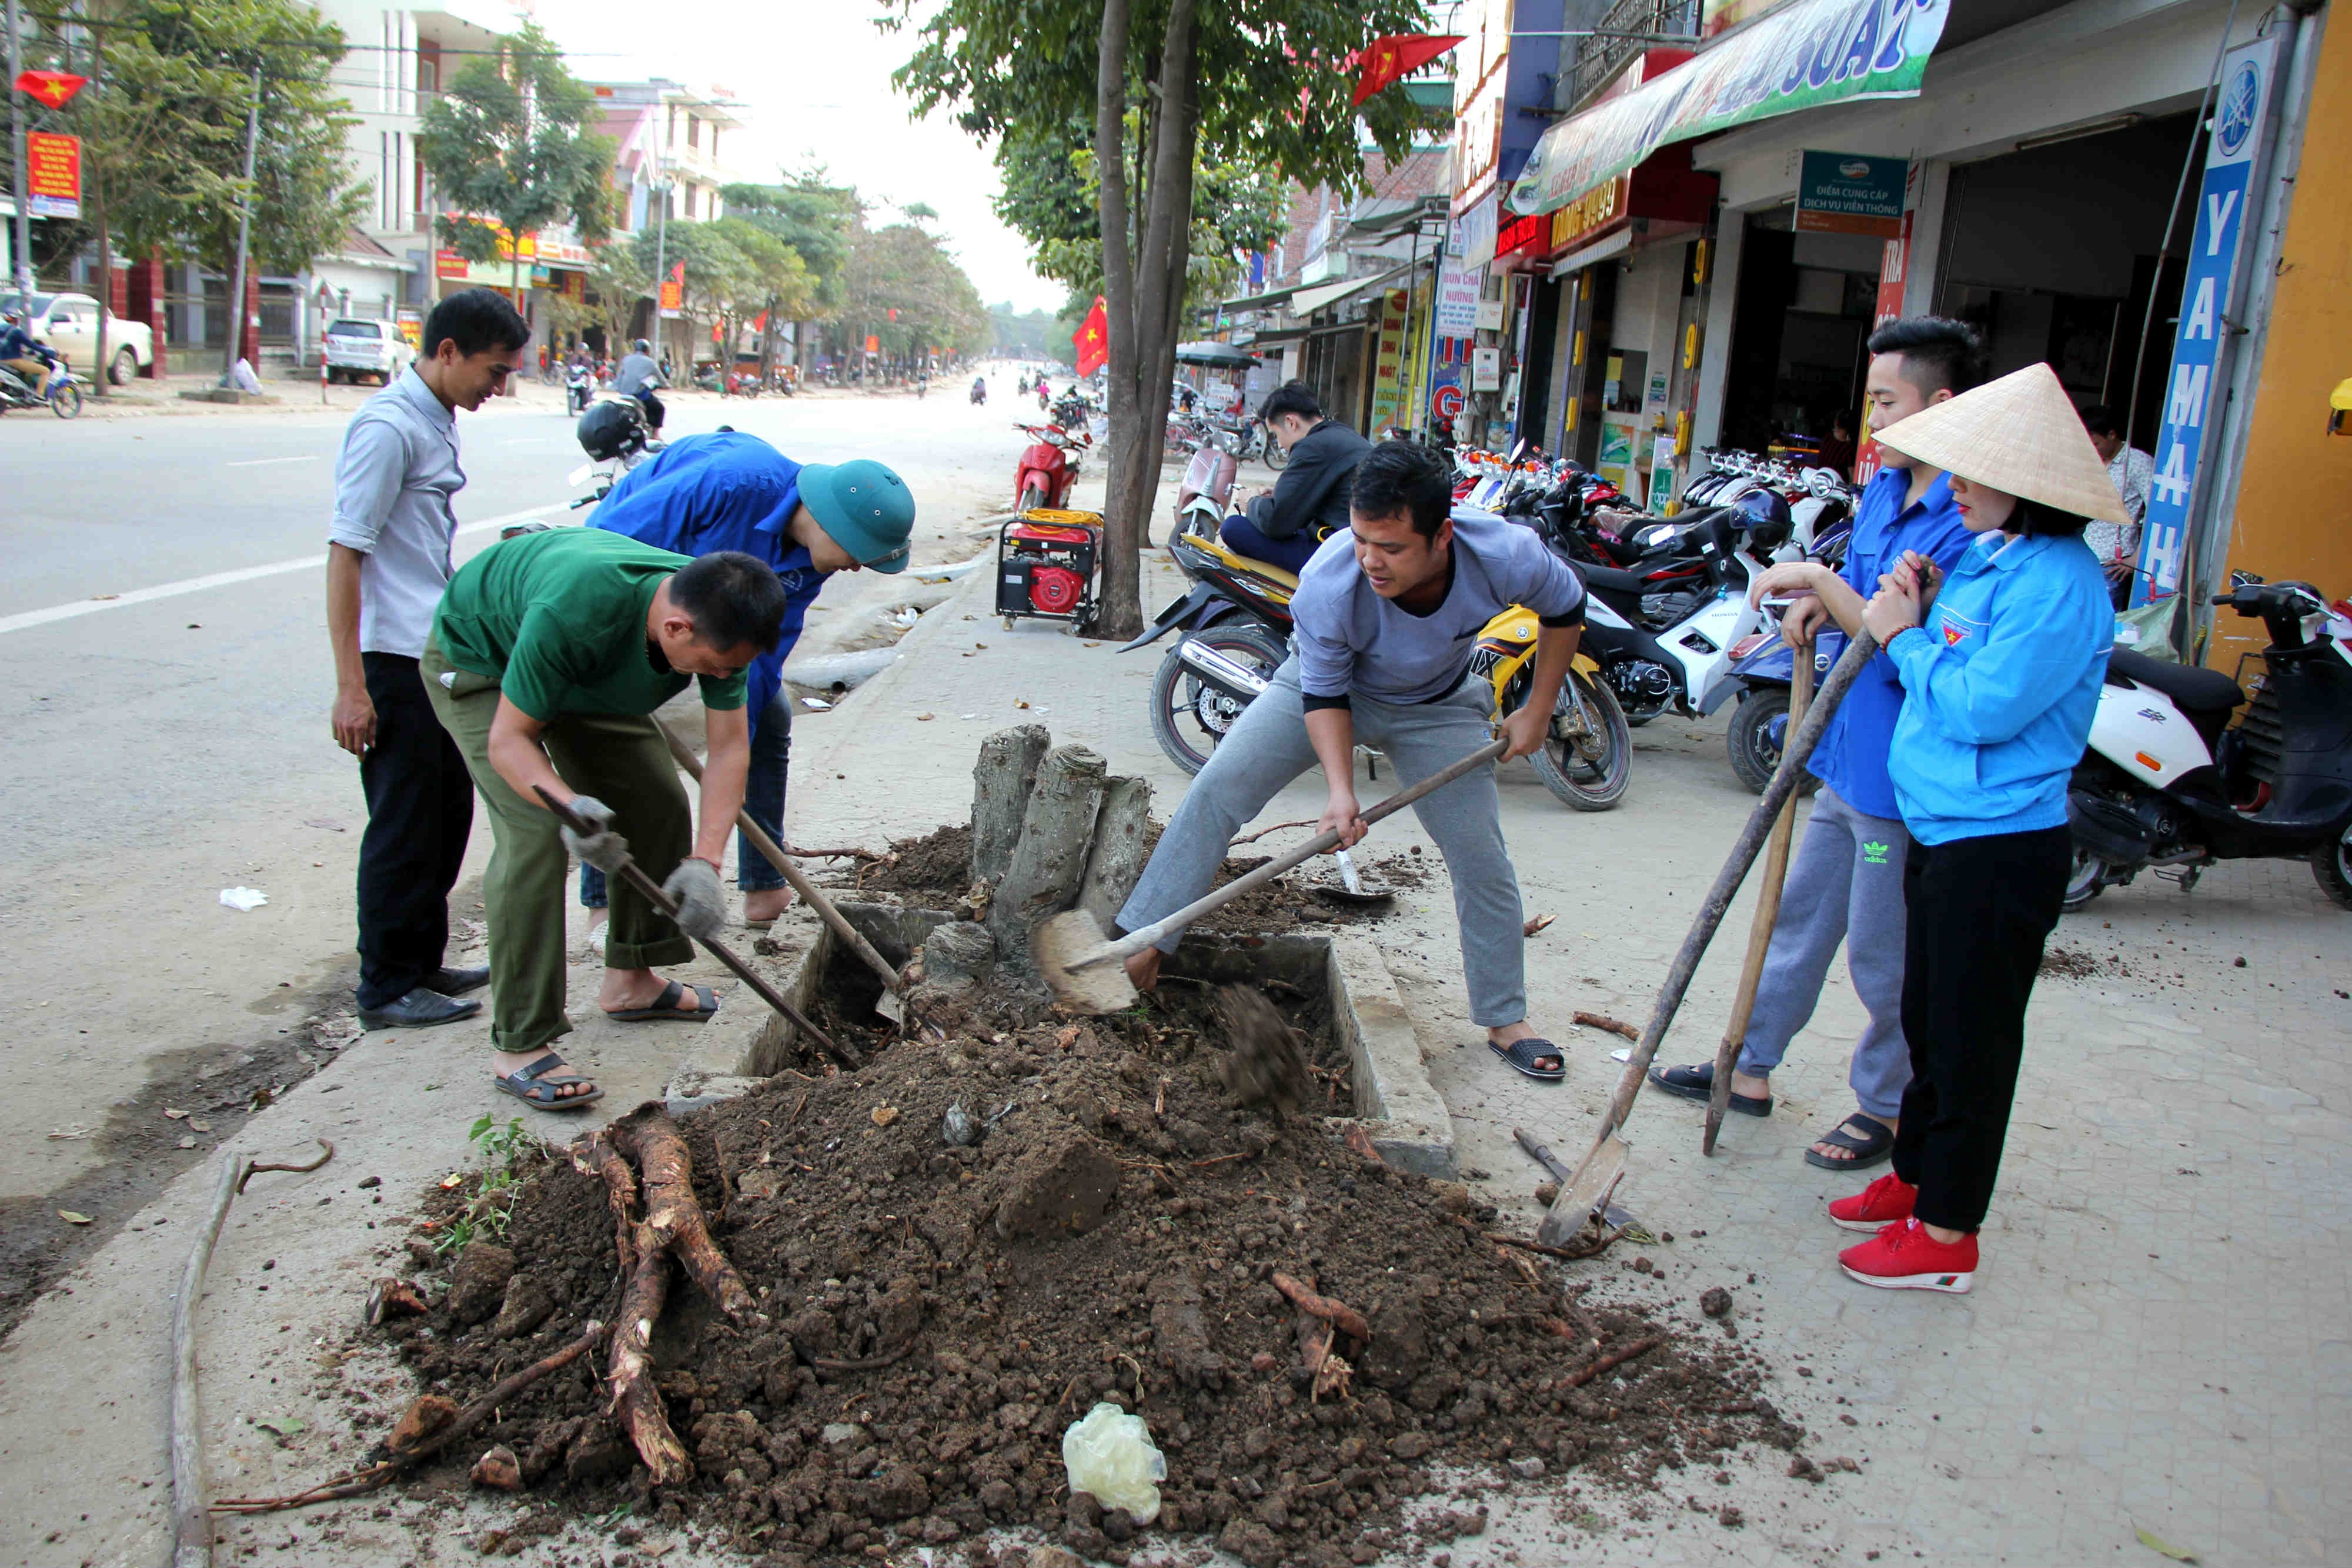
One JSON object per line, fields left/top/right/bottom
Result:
{"left": 219, "top": 887, "right": 269, "bottom": 911}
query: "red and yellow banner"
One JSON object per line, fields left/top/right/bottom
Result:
{"left": 26, "top": 131, "right": 81, "bottom": 219}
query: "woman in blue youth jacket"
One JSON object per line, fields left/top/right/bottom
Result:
{"left": 1820, "top": 363, "right": 2123, "bottom": 1295}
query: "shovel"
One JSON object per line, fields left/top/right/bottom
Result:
{"left": 1702, "top": 641, "right": 1813, "bottom": 1154}
{"left": 1536, "top": 632, "right": 1878, "bottom": 1248}
{"left": 653, "top": 718, "right": 907, "bottom": 1024}
{"left": 1035, "top": 738, "right": 1511, "bottom": 1014}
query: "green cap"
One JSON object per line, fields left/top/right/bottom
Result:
{"left": 799, "top": 460, "right": 915, "bottom": 574}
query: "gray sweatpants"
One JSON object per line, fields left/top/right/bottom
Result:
{"left": 1735, "top": 784, "right": 1912, "bottom": 1120}
{"left": 1117, "top": 658, "right": 1527, "bottom": 1026}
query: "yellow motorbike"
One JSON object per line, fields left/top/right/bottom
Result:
{"left": 1124, "top": 516, "right": 1632, "bottom": 809}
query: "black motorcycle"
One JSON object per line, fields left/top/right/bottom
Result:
{"left": 2066, "top": 576, "right": 2352, "bottom": 911}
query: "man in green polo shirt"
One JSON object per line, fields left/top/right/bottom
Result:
{"left": 423, "top": 530, "right": 791, "bottom": 1110}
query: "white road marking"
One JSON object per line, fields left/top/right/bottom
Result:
{"left": 0, "top": 506, "right": 565, "bottom": 637}
{"left": 223, "top": 454, "right": 323, "bottom": 468}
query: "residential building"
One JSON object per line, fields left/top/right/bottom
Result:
{"left": 590, "top": 79, "right": 750, "bottom": 232}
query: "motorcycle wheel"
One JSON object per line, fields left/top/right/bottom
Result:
{"left": 2313, "top": 823, "right": 2352, "bottom": 911}
{"left": 1262, "top": 432, "right": 1290, "bottom": 472}
{"left": 1016, "top": 484, "right": 1045, "bottom": 514}
{"left": 2061, "top": 847, "right": 2112, "bottom": 913}
{"left": 50, "top": 383, "right": 82, "bottom": 419}
{"left": 1726, "top": 689, "right": 1826, "bottom": 797}
{"left": 1529, "top": 670, "right": 1633, "bottom": 811}
{"left": 1151, "top": 622, "right": 1288, "bottom": 776}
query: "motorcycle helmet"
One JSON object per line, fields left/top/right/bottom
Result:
{"left": 576, "top": 399, "right": 647, "bottom": 462}
{"left": 633, "top": 337, "right": 651, "bottom": 354}
{"left": 1722, "top": 482, "right": 1795, "bottom": 553}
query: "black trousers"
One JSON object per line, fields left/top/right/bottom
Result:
{"left": 1889, "top": 825, "right": 2071, "bottom": 1232}
{"left": 356, "top": 652, "right": 476, "bottom": 1009}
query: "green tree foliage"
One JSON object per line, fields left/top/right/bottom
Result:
{"left": 417, "top": 21, "right": 614, "bottom": 303}
{"left": 989, "top": 299, "right": 1068, "bottom": 359}
{"left": 891, "top": 0, "right": 1436, "bottom": 635}
{"left": 836, "top": 216, "right": 992, "bottom": 361}
{"left": 716, "top": 169, "right": 858, "bottom": 371}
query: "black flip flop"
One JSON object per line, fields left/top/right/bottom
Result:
{"left": 495, "top": 1052, "right": 604, "bottom": 1112}
{"left": 1648, "top": 1061, "right": 1772, "bottom": 1117}
{"left": 603, "top": 979, "right": 719, "bottom": 1024}
{"left": 1491, "top": 1037, "right": 1565, "bottom": 1082}
{"left": 1804, "top": 1114, "right": 1895, "bottom": 1171}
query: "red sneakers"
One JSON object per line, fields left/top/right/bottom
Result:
{"left": 1839, "top": 1216, "right": 1977, "bottom": 1293}
{"left": 1828, "top": 1173, "right": 1917, "bottom": 1232}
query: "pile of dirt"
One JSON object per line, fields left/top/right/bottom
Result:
{"left": 834, "top": 820, "right": 1426, "bottom": 935}
{"left": 2039, "top": 944, "right": 2160, "bottom": 984}
{"left": 363, "top": 992, "right": 1805, "bottom": 1566}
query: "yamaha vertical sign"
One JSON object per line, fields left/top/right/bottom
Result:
{"left": 2133, "top": 36, "right": 2280, "bottom": 606}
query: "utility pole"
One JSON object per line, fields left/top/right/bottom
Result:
{"left": 649, "top": 161, "right": 669, "bottom": 364}
{"left": 219, "top": 64, "right": 261, "bottom": 385}
{"left": 5, "top": 0, "right": 35, "bottom": 311}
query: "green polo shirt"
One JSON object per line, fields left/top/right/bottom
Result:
{"left": 432, "top": 529, "right": 747, "bottom": 720}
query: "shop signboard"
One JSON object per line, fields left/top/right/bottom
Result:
{"left": 25, "top": 132, "right": 81, "bottom": 219}
{"left": 2134, "top": 35, "right": 2280, "bottom": 606}
{"left": 1432, "top": 375, "right": 1468, "bottom": 429}
{"left": 1597, "top": 416, "right": 1639, "bottom": 490}
{"left": 1435, "top": 265, "right": 1483, "bottom": 336}
{"left": 1471, "top": 345, "right": 1502, "bottom": 392}
{"left": 1511, "top": 0, "right": 1949, "bottom": 218}
{"left": 1369, "top": 290, "right": 1411, "bottom": 432}
{"left": 1549, "top": 175, "right": 1628, "bottom": 254}
{"left": 1853, "top": 206, "right": 1914, "bottom": 484}
{"left": 1458, "top": 194, "right": 1500, "bottom": 269}
{"left": 1794, "top": 151, "right": 1907, "bottom": 236}
{"left": 395, "top": 309, "right": 422, "bottom": 350}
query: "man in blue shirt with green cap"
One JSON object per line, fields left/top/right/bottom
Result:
{"left": 586, "top": 430, "right": 916, "bottom": 924}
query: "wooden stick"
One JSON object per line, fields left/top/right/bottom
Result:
{"left": 531, "top": 785, "right": 852, "bottom": 1068}
{"left": 1565, "top": 1335, "right": 1661, "bottom": 1388}
{"left": 1270, "top": 1272, "right": 1371, "bottom": 1342}
{"left": 1705, "top": 643, "right": 1813, "bottom": 1154}
{"left": 212, "top": 1320, "right": 604, "bottom": 1513}
{"left": 1230, "top": 816, "right": 1315, "bottom": 845}
{"left": 653, "top": 719, "right": 904, "bottom": 1000}
{"left": 1572, "top": 1011, "right": 1641, "bottom": 1042}
{"left": 172, "top": 1156, "right": 245, "bottom": 1567}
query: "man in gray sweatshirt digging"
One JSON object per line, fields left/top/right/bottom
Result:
{"left": 1117, "top": 440, "right": 1586, "bottom": 1081}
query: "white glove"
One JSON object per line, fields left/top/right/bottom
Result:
{"left": 662, "top": 857, "right": 726, "bottom": 942}
{"left": 560, "top": 795, "right": 630, "bottom": 872}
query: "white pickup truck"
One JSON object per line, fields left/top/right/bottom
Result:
{"left": 321, "top": 318, "right": 416, "bottom": 385}
{"left": 27, "top": 292, "right": 156, "bottom": 385}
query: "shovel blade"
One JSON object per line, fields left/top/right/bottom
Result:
{"left": 1033, "top": 910, "right": 1136, "bottom": 1015}
{"left": 1536, "top": 1132, "right": 1629, "bottom": 1248}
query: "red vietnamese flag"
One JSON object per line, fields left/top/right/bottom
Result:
{"left": 15, "top": 70, "right": 88, "bottom": 110}
{"left": 1073, "top": 294, "right": 1108, "bottom": 378}
{"left": 1351, "top": 34, "right": 1462, "bottom": 106}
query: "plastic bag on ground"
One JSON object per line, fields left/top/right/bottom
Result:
{"left": 1061, "top": 1400, "right": 1166, "bottom": 1523}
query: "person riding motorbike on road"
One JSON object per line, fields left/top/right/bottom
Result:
{"left": 1, "top": 310, "right": 61, "bottom": 397}
{"left": 1220, "top": 380, "right": 1372, "bottom": 573}
{"left": 614, "top": 338, "right": 666, "bottom": 434}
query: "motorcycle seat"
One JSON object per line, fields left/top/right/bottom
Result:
{"left": 1576, "top": 562, "right": 1651, "bottom": 596}
{"left": 2107, "top": 646, "right": 2243, "bottom": 714}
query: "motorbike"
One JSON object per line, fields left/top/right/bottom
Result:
{"left": 1557, "top": 507, "right": 1773, "bottom": 731}
{"left": 1122, "top": 511, "right": 1633, "bottom": 809}
{"left": 0, "top": 356, "right": 81, "bottom": 419}
{"left": 2064, "top": 575, "right": 2352, "bottom": 912}
{"left": 1011, "top": 419, "right": 1089, "bottom": 511}
{"left": 564, "top": 361, "right": 596, "bottom": 415}
{"left": 971, "top": 378, "right": 988, "bottom": 406}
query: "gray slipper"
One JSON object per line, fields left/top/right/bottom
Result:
{"left": 495, "top": 1052, "right": 603, "bottom": 1111}
{"left": 603, "top": 978, "right": 719, "bottom": 1024}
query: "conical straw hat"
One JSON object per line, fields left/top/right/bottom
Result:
{"left": 1870, "top": 362, "right": 2131, "bottom": 525}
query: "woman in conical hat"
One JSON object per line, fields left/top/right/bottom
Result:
{"left": 1821, "top": 363, "right": 2121, "bottom": 1294}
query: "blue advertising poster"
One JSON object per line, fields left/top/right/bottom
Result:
{"left": 1795, "top": 151, "right": 1909, "bottom": 237}
{"left": 2133, "top": 37, "right": 2279, "bottom": 606}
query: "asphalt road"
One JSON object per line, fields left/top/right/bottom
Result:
{"left": 0, "top": 373, "right": 1021, "bottom": 1212}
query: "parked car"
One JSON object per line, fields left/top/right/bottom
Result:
{"left": 26, "top": 292, "right": 155, "bottom": 386}
{"left": 321, "top": 318, "right": 415, "bottom": 385}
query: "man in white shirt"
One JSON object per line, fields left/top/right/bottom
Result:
{"left": 2080, "top": 404, "right": 2153, "bottom": 606}
{"left": 326, "top": 288, "right": 530, "bottom": 1030}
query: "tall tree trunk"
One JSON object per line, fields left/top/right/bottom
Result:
{"left": 1094, "top": 0, "right": 1200, "bottom": 641}
{"left": 90, "top": 28, "right": 109, "bottom": 397}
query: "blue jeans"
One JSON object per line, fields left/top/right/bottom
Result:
{"left": 580, "top": 691, "right": 793, "bottom": 908}
{"left": 1219, "top": 514, "right": 1325, "bottom": 574}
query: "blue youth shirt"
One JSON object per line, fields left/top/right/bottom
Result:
{"left": 1806, "top": 468, "right": 1974, "bottom": 818}
{"left": 589, "top": 430, "right": 830, "bottom": 730}
{"left": 1885, "top": 529, "right": 2111, "bottom": 845}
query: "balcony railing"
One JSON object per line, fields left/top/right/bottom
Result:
{"left": 1568, "top": 0, "right": 1702, "bottom": 111}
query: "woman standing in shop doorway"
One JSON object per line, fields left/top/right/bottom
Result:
{"left": 1823, "top": 363, "right": 2123, "bottom": 1294}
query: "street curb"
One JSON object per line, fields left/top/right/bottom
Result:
{"left": 1330, "top": 934, "right": 1459, "bottom": 1177}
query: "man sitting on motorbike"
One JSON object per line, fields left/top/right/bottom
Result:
{"left": 1220, "top": 380, "right": 1372, "bottom": 574}
{"left": 580, "top": 431, "right": 916, "bottom": 927}
{"left": 1, "top": 309, "right": 61, "bottom": 397}
{"left": 1119, "top": 440, "right": 1586, "bottom": 1082}
{"left": 614, "top": 337, "right": 666, "bottom": 433}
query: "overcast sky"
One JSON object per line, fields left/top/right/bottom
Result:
{"left": 536, "top": 1, "right": 1065, "bottom": 313}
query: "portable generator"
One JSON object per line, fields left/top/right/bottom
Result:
{"left": 996, "top": 509, "right": 1103, "bottom": 633}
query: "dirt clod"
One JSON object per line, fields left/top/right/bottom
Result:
{"left": 1700, "top": 1286, "right": 1733, "bottom": 1319}
{"left": 445, "top": 1242, "right": 513, "bottom": 1325}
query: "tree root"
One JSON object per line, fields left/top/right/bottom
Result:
{"left": 1271, "top": 1271, "right": 1371, "bottom": 1343}
{"left": 212, "top": 1320, "right": 604, "bottom": 1513}
{"left": 609, "top": 1103, "right": 759, "bottom": 1323}
{"left": 1565, "top": 1335, "right": 1661, "bottom": 1388}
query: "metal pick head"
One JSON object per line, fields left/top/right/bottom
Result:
{"left": 1031, "top": 909, "right": 1135, "bottom": 1015}
{"left": 1536, "top": 1131, "right": 1631, "bottom": 1248}
{"left": 1334, "top": 848, "right": 1365, "bottom": 897}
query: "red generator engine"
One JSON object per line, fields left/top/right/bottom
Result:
{"left": 997, "top": 509, "right": 1103, "bottom": 633}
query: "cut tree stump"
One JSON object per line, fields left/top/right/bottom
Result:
{"left": 970, "top": 724, "right": 1051, "bottom": 887}
{"left": 1077, "top": 775, "right": 1154, "bottom": 932}
{"left": 988, "top": 743, "right": 1108, "bottom": 971}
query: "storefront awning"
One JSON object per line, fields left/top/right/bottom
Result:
{"left": 1508, "top": 0, "right": 1952, "bottom": 219}
{"left": 1220, "top": 283, "right": 1299, "bottom": 312}
{"left": 1290, "top": 262, "right": 1414, "bottom": 319}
